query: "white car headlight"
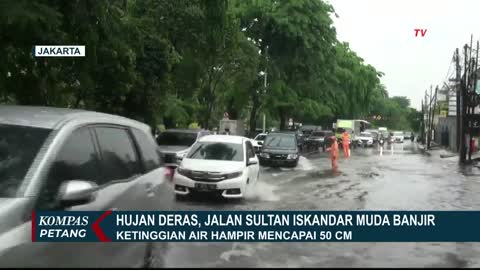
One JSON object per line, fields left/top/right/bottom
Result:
{"left": 287, "top": 154, "right": 298, "bottom": 159}
{"left": 259, "top": 152, "right": 270, "bottom": 158}
{"left": 225, "top": 171, "right": 243, "bottom": 179}
{"left": 176, "top": 149, "right": 189, "bottom": 159}
{"left": 177, "top": 167, "right": 191, "bottom": 177}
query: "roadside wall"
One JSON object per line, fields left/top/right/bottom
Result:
{"left": 434, "top": 116, "right": 457, "bottom": 152}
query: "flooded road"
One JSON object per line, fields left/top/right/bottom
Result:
{"left": 156, "top": 141, "right": 480, "bottom": 268}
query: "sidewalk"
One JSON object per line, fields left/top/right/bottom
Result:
{"left": 418, "top": 142, "right": 480, "bottom": 161}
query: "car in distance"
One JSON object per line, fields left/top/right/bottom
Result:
{"left": 258, "top": 132, "right": 300, "bottom": 168}
{"left": 0, "top": 105, "right": 172, "bottom": 267}
{"left": 156, "top": 129, "right": 210, "bottom": 167}
{"left": 365, "top": 129, "right": 379, "bottom": 144}
{"left": 305, "top": 130, "right": 334, "bottom": 152}
{"left": 252, "top": 132, "right": 267, "bottom": 153}
{"left": 393, "top": 131, "right": 404, "bottom": 143}
{"left": 355, "top": 132, "right": 374, "bottom": 147}
{"left": 173, "top": 135, "right": 259, "bottom": 199}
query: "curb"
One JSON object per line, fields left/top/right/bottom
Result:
{"left": 417, "top": 145, "right": 432, "bottom": 156}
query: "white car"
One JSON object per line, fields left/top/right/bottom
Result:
{"left": 356, "top": 132, "right": 374, "bottom": 147}
{"left": 252, "top": 133, "right": 267, "bottom": 153}
{"left": 393, "top": 131, "right": 404, "bottom": 143}
{"left": 173, "top": 135, "right": 260, "bottom": 199}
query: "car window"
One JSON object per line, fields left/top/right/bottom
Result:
{"left": 264, "top": 135, "right": 296, "bottom": 149}
{"left": 156, "top": 131, "right": 197, "bottom": 146}
{"left": 187, "top": 142, "right": 244, "bottom": 161}
{"left": 312, "top": 131, "right": 325, "bottom": 137}
{"left": 255, "top": 134, "right": 266, "bottom": 141}
{"left": 94, "top": 126, "right": 142, "bottom": 182}
{"left": 246, "top": 141, "right": 255, "bottom": 158}
{"left": 0, "top": 124, "right": 52, "bottom": 198}
{"left": 131, "top": 128, "right": 163, "bottom": 172}
{"left": 38, "top": 126, "right": 101, "bottom": 210}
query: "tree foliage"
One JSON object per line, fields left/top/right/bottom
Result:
{"left": 0, "top": 0, "right": 418, "bottom": 133}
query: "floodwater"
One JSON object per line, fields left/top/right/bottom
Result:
{"left": 156, "top": 141, "right": 480, "bottom": 268}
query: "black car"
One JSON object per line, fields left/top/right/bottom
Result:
{"left": 279, "top": 129, "right": 304, "bottom": 150}
{"left": 258, "top": 132, "right": 300, "bottom": 167}
{"left": 305, "top": 130, "right": 334, "bottom": 152}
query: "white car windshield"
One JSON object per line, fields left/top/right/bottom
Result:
{"left": 186, "top": 142, "right": 244, "bottom": 161}
{"left": 360, "top": 133, "right": 372, "bottom": 137}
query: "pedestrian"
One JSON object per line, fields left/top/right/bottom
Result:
{"left": 342, "top": 130, "right": 350, "bottom": 158}
{"left": 326, "top": 136, "right": 339, "bottom": 170}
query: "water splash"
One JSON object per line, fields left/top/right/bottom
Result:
{"left": 245, "top": 181, "right": 280, "bottom": 202}
{"left": 219, "top": 243, "right": 255, "bottom": 262}
{"left": 295, "top": 156, "right": 315, "bottom": 171}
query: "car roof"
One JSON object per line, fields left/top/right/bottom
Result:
{"left": 0, "top": 105, "right": 150, "bottom": 131}
{"left": 268, "top": 132, "right": 296, "bottom": 137}
{"left": 164, "top": 128, "right": 204, "bottom": 133}
{"left": 199, "top": 134, "right": 246, "bottom": 144}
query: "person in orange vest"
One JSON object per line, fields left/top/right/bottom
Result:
{"left": 341, "top": 131, "right": 350, "bottom": 158}
{"left": 326, "top": 136, "right": 339, "bottom": 170}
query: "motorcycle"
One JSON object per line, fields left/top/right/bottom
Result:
{"left": 379, "top": 138, "right": 385, "bottom": 147}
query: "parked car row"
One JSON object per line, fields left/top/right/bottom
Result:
{"left": 155, "top": 128, "right": 302, "bottom": 201}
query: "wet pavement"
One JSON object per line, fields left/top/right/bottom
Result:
{"left": 155, "top": 141, "right": 480, "bottom": 268}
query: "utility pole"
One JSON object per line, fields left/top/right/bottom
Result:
{"left": 425, "top": 90, "right": 429, "bottom": 144}
{"left": 262, "top": 45, "right": 268, "bottom": 133}
{"left": 460, "top": 44, "right": 468, "bottom": 163}
{"left": 428, "top": 86, "right": 438, "bottom": 149}
{"left": 427, "top": 85, "right": 433, "bottom": 149}
{"left": 455, "top": 48, "right": 461, "bottom": 151}
{"left": 468, "top": 41, "right": 479, "bottom": 161}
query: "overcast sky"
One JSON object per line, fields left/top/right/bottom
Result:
{"left": 328, "top": 0, "right": 480, "bottom": 110}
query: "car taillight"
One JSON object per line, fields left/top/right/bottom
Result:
{"left": 165, "top": 167, "right": 174, "bottom": 180}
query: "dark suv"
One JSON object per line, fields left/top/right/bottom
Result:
{"left": 258, "top": 132, "right": 300, "bottom": 167}
{"left": 156, "top": 129, "right": 210, "bottom": 167}
{"left": 305, "top": 130, "right": 334, "bottom": 152}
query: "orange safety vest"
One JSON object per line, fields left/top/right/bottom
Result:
{"left": 342, "top": 132, "right": 350, "bottom": 144}
{"left": 330, "top": 140, "right": 339, "bottom": 157}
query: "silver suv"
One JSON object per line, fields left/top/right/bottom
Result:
{"left": 0, "top": 105, "right": 173, "bottom": 267}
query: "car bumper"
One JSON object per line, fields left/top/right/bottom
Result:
{"left": 258, "top": 157, "right": 298, "bottom": 167}
{"left": 362, "top": 141, "right": 373, "bottom": 145}
{"left": 173, "top": 174, "right": 246, "bottom": 198}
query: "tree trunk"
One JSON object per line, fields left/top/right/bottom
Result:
{"left": 227, "top": 97, "right": 238, "bottom": 120}
{"left": 279, "top": 107, "right": 286, "bottom": 130}
{"left": 249, "top": 97, "right": 260, "bottom": 138}
{"left": 203, "top": 102, "right": 214, "bottom": 130}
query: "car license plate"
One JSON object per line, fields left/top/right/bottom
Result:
{"left": 194, "top": 183, "right": 217, "bottom": 191}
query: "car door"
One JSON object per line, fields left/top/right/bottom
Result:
{"left": 245, "top": 141, "right": 259, "bottom": 183}
{"left": 35, "top": 125, "right": 158, "bottom": 267}
{"left": 129, "top": 127, "right": 174, "bottom": 211}
{"left": 0, "top": 125, "right": 146, "bottom": 267}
